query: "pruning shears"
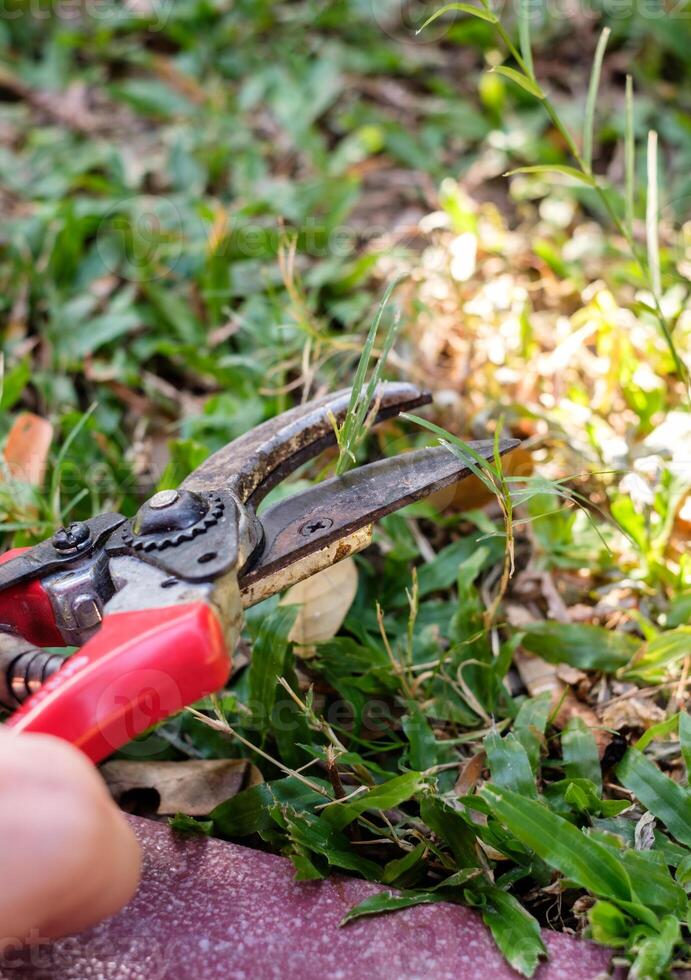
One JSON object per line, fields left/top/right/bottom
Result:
{"left": 0, "top": 383, "right": 518, "bottom": 763}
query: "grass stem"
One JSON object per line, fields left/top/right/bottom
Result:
{"left": 583, "top": 27, "right": 611, "bottom": 172}
{"left": 646, "top": 129, "right": 662, "bottom": 301}
{"left": 625, "top": 74, "right": 635, "bottom": 237}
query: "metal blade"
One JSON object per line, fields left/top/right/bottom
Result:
{"left": 181, "top": 381, "right": 430, "bottom": 506}
{"left": 239, "top": 437, "right": 520, "bottom": 594}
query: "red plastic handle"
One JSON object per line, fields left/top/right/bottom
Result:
{"left": 0, "top": 548, "right": 63, "bottom": 646}
{"left": 6, "top": 602, "right": 231, "bottom": 763}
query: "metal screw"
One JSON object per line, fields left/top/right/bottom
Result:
{"left": 52, "top": 522, "right": 91, "bottom": 553}
{"left": 148, "top": 490, "right": 180, "bottom": 510}
{"left": 299, "top": 517, "right": 334, "bottom": 537}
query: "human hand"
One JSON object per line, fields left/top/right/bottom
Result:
{"left": 0, "top": 729, "right": 141, "bottom": 945}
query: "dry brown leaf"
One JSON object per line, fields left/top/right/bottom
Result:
{"left": 478, "top": 839, "right": 509, "bottom": 862}
{"left": 554, "top": 695, "right": 610, "bottom": 756}
{"left": 539, "top": 571, "right": 571, "bottom": 623}
{"left": 280, "top": 556, "right": 358, "bottom": 647}
{"left": 2, "top": 412, "right": 53, "bottom": 486}
{"left": 567, "top": 603, "right": 602, "bottom": 623}
{"left": 101, "top": 759, "right": 258, "bottom": 816}
{"left": 514, "top": 649, "right": 563, "bottom": 700}
{"left": 600, "top": 697, "right": 666, "bottom": 732}
{"left": 454, "top": 750, "right": 486, "bottom": 796}
{"left": 515, "top": 649, "right": 610, "bottom": 756}
{"left": 634, "top": 811, "right": 656, "bottom": 851}
{"left": 555, "top": 665, "right": 588, "bottom": 686}
{"left": 505, "top": 603, "right": 537, "bottom": 628}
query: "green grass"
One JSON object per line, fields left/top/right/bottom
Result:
{"left": 1, "top": 2, "right": 690, "bottom": 976}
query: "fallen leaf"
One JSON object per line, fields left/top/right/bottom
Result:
{"left": 634, "top": 811, "right": 656, "bottom": 851}
{"left": 505, "top": 603, "right": 537, "bottom": 628}
{"left": 599, "top": 696, "right": 666, "bottom": 732}
{"left": 555, "top": 665, "right": 588, "bottom": 686}
{"left": 514, "top": 648, "right": 563, "bottom": 701}
{"left": 515, "top": 649, "right": 610, "bottom": 755}
{"left": 554, "top": 695, "right": 609, "bottom": 756}
{"left": 454, "top": 750, "right": 487, "bottom": 795}
{"left": 2, "top": 413, "right": 53, "bottom": 486}
{"left": 539, "top": 571, "right": 570, "bottom": 623}
{"left": 280, "top": 557, "right": 358, "bottom": 647}
{"left": 101, "top": 760, "right": 259, "bottom": 816}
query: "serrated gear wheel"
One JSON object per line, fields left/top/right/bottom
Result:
{"left": 122, "top": 492, "right": 225, "bottom": 553}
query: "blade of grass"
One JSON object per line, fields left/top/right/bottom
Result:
{"left": 491, "top": 66, "right": 544, "bottom": 100}
{"left": 333, "top": 276, "right": 404, "bottom": 475}
{"left": 485, "top": 732, "right": 537, "bottom": 798}
{"left": 419, "top": 795, "right": 482, "bottom": 867}
{"left": 634, "top": 714, "right": 679, "bottom": 753}
{"left": 246, "top": 605, "right": 298, "bottom": 740}
{"left": 517, "top": 0, "right": 533, "bottom": 77}
{"left": 583, "top": 27, "right": 610, "bottom": 173}
{"left": 630, "top": 916, "right": 680, "bottom": 980}
{"left": 323, "top": 771, "right": 427, "bottom": 831}
{"left": 513, "top": 692, "right": 552, "bottom": 772}
{"left": 49, "top": 404, "right": 97, "bottom": 521}
{"left": 562, "top": 717, "right": 602, "bottom": 792}
{"left": 416, "top": 2, "right": 498, "bottom": 31}
{"left": 341, "top": 890, "right": 442, "bottom": 926}
{"left": 680, "top": 711, "right": 691, "bottom": 782}
{"left": 624, "top": 627, "right": 691, "bottom": 682}
{"left": 487, "top": 419, "right": 515, "bottom": 618}
{"left": 646, "top": 130, "right": 661, "bottom": 301}
{"left": 481, "top": 784, "right": 636, "bottom": 905}
{"left": 402, "top": 415, "right": 611, "bottom": 548}
{"left": 402, "top": 414, "right": 614, "bottom": 582}
{"left": 399, "top": 413, "right": 503, "bottom": 493}
{"left": 520, "top": 621, "right": 638, "bottom": 672}
{"left": 504, "top": 165, "right": 596, "bottom": 186}
{"left": 471, "top": 886, "right": 546, "bottom": 977}
{"left": 593, "top": 839, "right": 686, "bottom": 917}
{"left": 625, "top": 75, "right": 635, "bottom": 237}
{"left": 616, "top": 748, "right": 691, "bottom": 848}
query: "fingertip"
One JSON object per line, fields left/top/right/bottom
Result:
{"left": 0, "top": 731, "right": 142, "bottom": 941}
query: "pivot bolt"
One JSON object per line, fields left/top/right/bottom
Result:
{"left": 53, "top": 522, "right": 92, "bottom": 553}
{"left": 149, "top": 490, "right": 179, "bottom": 510}
{"left": 132, "top": 489, "right": 208, "bottom": 538}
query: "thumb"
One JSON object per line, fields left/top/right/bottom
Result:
{"left": 0, "top": 729, "right": 141, "bottom": 944}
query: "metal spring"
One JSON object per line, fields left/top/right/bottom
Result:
{"left": 0, "top": 645, "right": 64, "bottom": 712}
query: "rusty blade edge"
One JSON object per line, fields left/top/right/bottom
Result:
{"left": 244, "top": 387, "right": 432, "bottom": 509}
{"left": 182, "top": 381, "right": 431, "bottom": 503}
{"left": 239, "top": 438, "right": 520, "bottom": 587}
